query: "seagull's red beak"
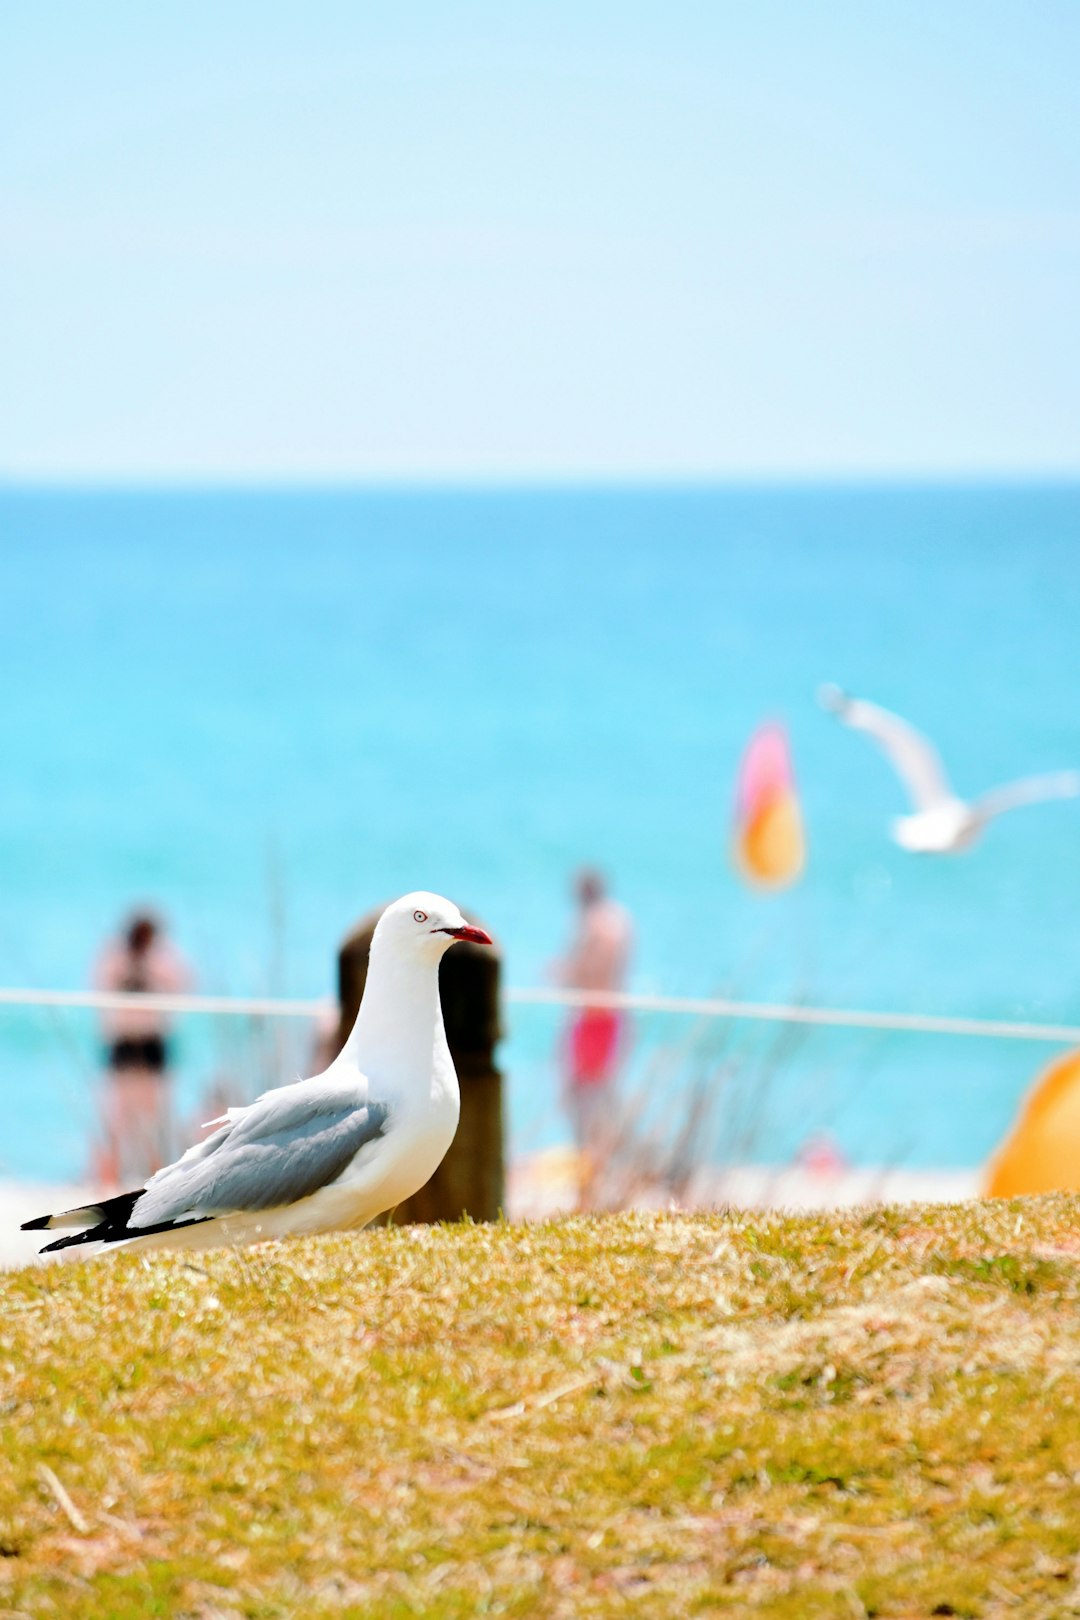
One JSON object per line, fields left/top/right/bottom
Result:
{"left": 440, "top": 923, "right": 493, "bottom": 946}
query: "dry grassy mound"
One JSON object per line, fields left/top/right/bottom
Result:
{"left": 2, "top": 1197, "right": 1079, "bottom": 1618}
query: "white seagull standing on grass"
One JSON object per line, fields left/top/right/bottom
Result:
{"left": 23, "top": 893, "right": 492, "bottom": 1258}
{"left": 820, "top": 685, "right": 1080, "bottom": 854}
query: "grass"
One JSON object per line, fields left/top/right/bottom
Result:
{"left": 2, "top": 1198, "right": 1080, "bottom": 1618}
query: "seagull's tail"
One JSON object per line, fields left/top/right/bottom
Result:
{"left": 21, "top": 1189, "right": 148, "bottom": 1254}
{"left": 22, "top": 1188, "right": 214, "bottom": 1257}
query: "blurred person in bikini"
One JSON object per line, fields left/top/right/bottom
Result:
{"left": 93, "top": 908, "right": 193, "bottom": 1188}
{"left": 555, "top": 868, "right": 634, "bottom": 1171}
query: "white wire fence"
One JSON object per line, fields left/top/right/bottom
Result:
{"left": 0, "top": 982, "right": 1071, "bottom": 1191}
{"left": 1, "top": 983, "right": 1079, "bottom": 1044}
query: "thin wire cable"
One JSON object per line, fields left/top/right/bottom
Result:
{"left": 0, "top": 984, "right": 1078, "bottom": 1045}
{"left": 504, "top": 988, "right": 1080, "bottom": 1044}
{"left": 0, "top": 989, "right": 331, "bottom": 1017}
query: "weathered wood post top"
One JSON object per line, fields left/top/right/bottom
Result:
{"left": 333, "top": 901, "right": 504, "bottom": 1224}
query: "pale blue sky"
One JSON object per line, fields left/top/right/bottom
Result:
{"left": 3, "top": 2, "right": 1079, "bottom": 480}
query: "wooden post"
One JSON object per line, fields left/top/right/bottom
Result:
{"left": 333, "top": 903, "right": 504, "bottom": 1224}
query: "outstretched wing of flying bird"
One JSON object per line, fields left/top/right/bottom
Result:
{"left": 821, "top": 687, "right": 953, "bottom": 812}
{"left": 974, "top": 770, "right": 1080, "bottom": 825}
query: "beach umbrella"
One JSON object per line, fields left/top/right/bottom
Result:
{"left": 984, "top": 1047, "right": 1080, "bottom": 1197}
{"left": 732, "top": 721, "right": 806, "bottom": 889}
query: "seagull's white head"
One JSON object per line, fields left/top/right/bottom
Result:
{"left": 372, "top": 891, "right": 493, "bottom": 962}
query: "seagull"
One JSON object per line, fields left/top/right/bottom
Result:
{"left": 820, "top": 684, "right": 1080, "bottom": 854}
{"left": 23, "top": 892, "right": 492, "bottom": 1257}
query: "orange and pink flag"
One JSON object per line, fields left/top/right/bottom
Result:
{"left": 732, "top": 721, "right": 806, "bottom": 888}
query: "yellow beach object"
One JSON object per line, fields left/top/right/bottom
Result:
{"left": 985, "top": 1047, "right": 1080, "bottom": 1197}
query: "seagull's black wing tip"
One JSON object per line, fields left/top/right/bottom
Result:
{"left": 38, "top": 1228, "right": 99, "bottom": 1255}
{"left": 21, "top": 1189, "right": 149, "bottom": 1244}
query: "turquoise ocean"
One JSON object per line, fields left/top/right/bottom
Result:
{"left": 3, "top": 485, "right": 1080, "bottom": 1181}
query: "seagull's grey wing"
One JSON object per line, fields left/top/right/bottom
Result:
{"left": 975, "top": 771, "right": 1080, "bottom": 824}
{"left": 132, "top": 1082, "right": 389, "bottom": 1227}
{"left": 829, "top": 692, "right": 953, "bottom": 812}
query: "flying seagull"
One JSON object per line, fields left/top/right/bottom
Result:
{"left": 23, "top": 892, "right": 492, "bottom": 1257}
{"left": 820, "top": 685, "right": 1080, "bottom": 854}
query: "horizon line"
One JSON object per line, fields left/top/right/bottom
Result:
{"left": 2, "top": 469, "right": 1080, "bottom": 496}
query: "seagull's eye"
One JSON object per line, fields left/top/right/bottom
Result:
{"left": 413, "top": 909, "right": 428, "bottom": 923}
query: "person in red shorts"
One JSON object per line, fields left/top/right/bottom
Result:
{"left": 555, "top": 869, "right": 634, "bottom": 1164}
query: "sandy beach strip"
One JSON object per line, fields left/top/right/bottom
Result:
{"left": 506, "top": 1151, "right": 982, "bottom": 1222}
